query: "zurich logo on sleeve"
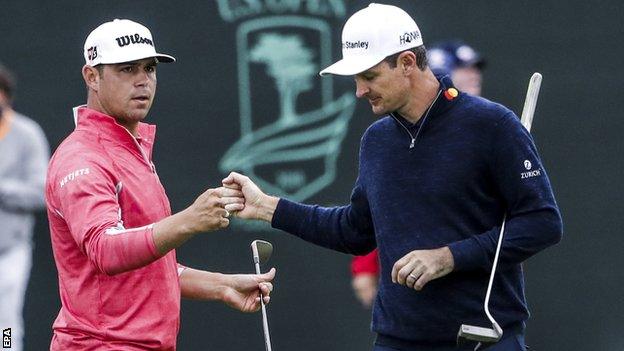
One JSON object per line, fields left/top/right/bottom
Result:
{"left": 521, "top": 159, "right": 541, "bottom": 179}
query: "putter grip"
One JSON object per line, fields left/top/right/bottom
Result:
{"left": 520, "top": 72, "right": 542, "bottom": 132}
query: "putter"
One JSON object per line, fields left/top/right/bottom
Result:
{"left": 457, "top": 73, "right": 542, "bottom": 349}
{"left": 251, "top": 240, "right": 274, "bottom": 351}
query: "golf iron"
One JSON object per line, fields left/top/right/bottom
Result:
{"left": 457, "top": 72, "right": 542, "bottom": 349}
{"left": 251, "top": 240, "right": 274, "bottom": 351}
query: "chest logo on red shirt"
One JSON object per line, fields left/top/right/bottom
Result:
{"left": 59, "top": 168, "right": 90, "bottom": 188}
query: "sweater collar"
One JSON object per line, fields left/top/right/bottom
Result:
{"left": 74, "top": 106, "right": 157, "bottom": 160}
{"left": 391, "top": 74, "right": 461, "bottom": 127}
{"left": 431, "top": 74, "right": 461, "bottom": 116}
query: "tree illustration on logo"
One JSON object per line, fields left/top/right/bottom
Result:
{"left": 219, "top": 17, "right": 357, "bottom": 209}
{"left": 250, "top": 33, "right": 316, "bottom": 124}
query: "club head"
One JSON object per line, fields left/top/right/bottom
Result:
{"left": 251, "top": 240, "right": 273, "bottom": 265}
{"left": 457, "top": 324, "right": 502, "bottom": 347}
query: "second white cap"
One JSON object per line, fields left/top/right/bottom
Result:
{"left": 320, "top": 3, "right": 423, "bottom": 76}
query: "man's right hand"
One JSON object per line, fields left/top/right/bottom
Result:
{"left": 153, "top": 186, "right": 244, "bottom": 255}
{"left": 221, "top": 172, "right": 279, "bottom": 222}
{"left": 182, "top": 187, "right": 244, "bottom": 233}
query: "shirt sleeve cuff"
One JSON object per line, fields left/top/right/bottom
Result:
{"left": 271, "top": 198, "right": 307, "bottom": 234}
{"left": 447, "top": 237, "right": 488, "bottom": 272}
{"left": 177, "top": 263, "right": 188, "bottom": 276}
{"left": 145, "top": 224, "right": 159, "bottom": 258}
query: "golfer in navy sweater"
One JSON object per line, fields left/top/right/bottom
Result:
{"left": 223, "top": 3, "right": 562, "bottom": 350}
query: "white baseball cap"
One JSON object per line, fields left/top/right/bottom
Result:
{"left": 320, "top": 3, "right": 423, "bottom": 76}
{"left": 83, "top": 19, "right": 175, "bottom": 66}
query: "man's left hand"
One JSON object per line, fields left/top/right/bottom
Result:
{"left": 391, "top": 247, "right": 454, "bottom": 291}
{"left": 221, "top": 268, "right": 276, "bottom": 313}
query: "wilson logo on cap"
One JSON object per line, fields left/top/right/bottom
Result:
{"left": 115, "top": 33, "right": 154, "bottom": 48}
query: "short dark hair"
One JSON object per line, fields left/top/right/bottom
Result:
{"left": 0, "top": 63, "right": 16, "bottom": 101}
{"left": 383, "top": 45, "right": 428, "bottom": 71}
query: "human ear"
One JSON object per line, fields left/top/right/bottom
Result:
{"left": 399, "top": 51, "right": 417, "bottom": 75}
{"left": 82, "top": 65, "right": 100, "bottom": 92}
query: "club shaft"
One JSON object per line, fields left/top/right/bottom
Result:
{"left": 255, "top": 262, "right": 272, "bottom": 351}
{"left": 261, "top": 303, "right": 272, "bottom": 351}
{"left": 483, "top": 73, "right": 542, "bottom": 336}
{"left": 483, "top": 217, "right": 505, "bottom": 336}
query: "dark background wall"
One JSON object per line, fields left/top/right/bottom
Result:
{"left": 1, "top": 0, "right": 623, "bottom": 350}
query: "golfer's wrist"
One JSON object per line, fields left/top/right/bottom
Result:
{"left": 258, "top": 195, "right": 279, "bottom": 222}
{"left": 213, "top": 273, "right": 230, "bottom": 301}
{"left": 439, "top": 246, "right": 455, "bottom": 272}
{"left": 200, "top": 272, "right": 229, "bottom": 301}
{"left": 153, "top": 211, "right": 197, "bottom": 255}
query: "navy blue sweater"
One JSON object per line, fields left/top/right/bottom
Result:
{"left": 272, "top": 76, "right": 562, "bottom": 344}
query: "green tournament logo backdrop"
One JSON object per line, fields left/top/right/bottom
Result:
{"left": 216, "top": 1, "right": 355, "bottom": 229}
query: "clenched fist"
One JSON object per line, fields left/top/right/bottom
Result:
{"left": 185, "top": 187, "right": 245, "bottom": 233}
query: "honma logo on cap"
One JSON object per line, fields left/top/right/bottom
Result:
{"left": 399, "top": 31, "right": 421, "bottom": 45}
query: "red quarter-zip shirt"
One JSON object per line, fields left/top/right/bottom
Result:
{"left": 46, "top": 107, "right": 180, "bottom": 350}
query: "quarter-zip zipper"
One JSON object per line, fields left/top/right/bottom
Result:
{"left": 391, "top": 89, "right": 442, "bottom": 149}
{"left": 119, "top": 128, "right": 171, "bottom": 214}
{"left": 121, "top": 128, "right": 156, "bottom": 173}
{"left": 134, "top": 141, "right": 156, "bottom": 173}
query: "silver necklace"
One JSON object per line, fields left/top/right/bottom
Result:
{"left": 391, "top": 89, "right": 443, "bottom": 149}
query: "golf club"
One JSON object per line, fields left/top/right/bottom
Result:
{"left": 457, "top": 72, "right": 542, "bottom": 350}
{"left": 251, "top": 240, "right": 274, "bottom": 351}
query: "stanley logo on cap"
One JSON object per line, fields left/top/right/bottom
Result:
{"left": 115, "top": 33, "right": 154, "bottom": 48}
{"left": 343, "top": 41, "right": 369, "bottom": 50}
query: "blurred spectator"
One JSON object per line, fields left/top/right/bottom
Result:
{"left": 0, "top": 62, "right": 50, "bottom": 351}
{"left": 350, "top": 40, "right": 486, "bottom": 308}
{"left": 428, "top": 40, "right": 486, "bottom": 96}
